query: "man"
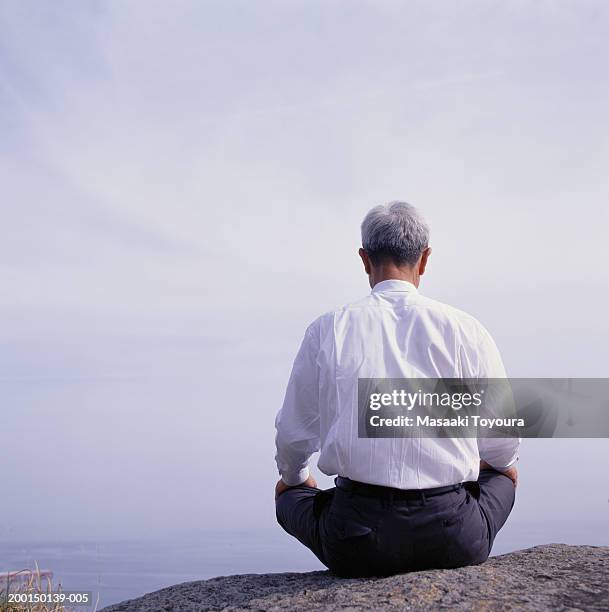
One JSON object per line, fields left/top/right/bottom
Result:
{"left": 274, "top": 201, "right": 519, "bottom": 577}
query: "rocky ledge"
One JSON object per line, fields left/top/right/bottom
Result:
{"left": 102, "top": 544, "right": 608, "bottom": 611}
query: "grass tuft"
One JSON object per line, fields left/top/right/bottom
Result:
{"left": 0, "top": 562, "right": 89, "bottom": 612}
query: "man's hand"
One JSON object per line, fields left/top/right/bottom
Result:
{"left": 480, "top": 460, "right": 518, "bottom": 488}
{"left": 275, "top": 474, "right": 318, "bottom": 499}
{"left": 501, "top": 465, "right": 518, "bottom": 487}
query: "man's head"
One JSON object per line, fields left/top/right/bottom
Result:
{"left": 359, "top": 201, "right": 431, "bottom": 288}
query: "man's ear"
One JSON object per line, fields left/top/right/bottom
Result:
{"left": 359, "top": 248, "right": 371, "bottom": 275}
{"left": 418, "top": 246, "right": 431, "bottom": 276}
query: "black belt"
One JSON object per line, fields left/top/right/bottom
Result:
{"left": 336, "top": 476, "right": 462, "bottom": 500}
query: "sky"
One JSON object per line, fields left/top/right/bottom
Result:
{"left": 1, "top": 1, "right": 608, "bottom": 550}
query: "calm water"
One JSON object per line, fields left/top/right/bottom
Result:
{"left": 1, "top": 530, "right": 322, "bottom": 609}
{"left": 1, "top": 525, "right": 605, "bottom": 610}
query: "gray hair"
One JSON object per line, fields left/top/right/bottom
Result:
{"left": 361, "top": 201, "right": 430, "bottom": 266}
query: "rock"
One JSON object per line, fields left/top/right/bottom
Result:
{"left": 102, "top": 544, "right": 608, "bottom": 611}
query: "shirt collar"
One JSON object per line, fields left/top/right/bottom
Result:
{"left": 371, "top": 279, "right": 418, "bottom": 294}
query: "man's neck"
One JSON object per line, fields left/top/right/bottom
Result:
{"left": 370, "top": 264, "right": 419, "bottom": 288}
{"left": 370, "top": 263, "right": 421, "bottom": 288}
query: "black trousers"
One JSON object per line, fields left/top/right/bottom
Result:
{"left": 276, "top": 469, "right": 516, "bottom": 577}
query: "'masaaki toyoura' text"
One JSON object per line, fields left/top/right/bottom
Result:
{"left": 368, "top": 415, "right": 525, "bottom": 428}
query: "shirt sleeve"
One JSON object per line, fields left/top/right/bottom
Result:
{"left": 274, "top": 323, "right": 321, "bottom": 486}
{"left": 476, "top": 326, "right": 521, "bottom": 472}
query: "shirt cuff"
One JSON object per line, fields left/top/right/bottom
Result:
{"left": 280, "top": 467, "right": 310, "bottom": 486}
{"left": 486, "top": 456, "right": 519, "bottom": 472}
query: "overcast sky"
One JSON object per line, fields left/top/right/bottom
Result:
{"left": 1, "top": 1, "right": 608, "bottom": 551}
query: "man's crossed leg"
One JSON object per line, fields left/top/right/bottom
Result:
{"left": 275, "top": 466, "right": 516, "bottom": 576}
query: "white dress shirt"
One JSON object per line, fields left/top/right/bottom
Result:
{"left": 275, "top": 279, "right": 520, "bottom": 489}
